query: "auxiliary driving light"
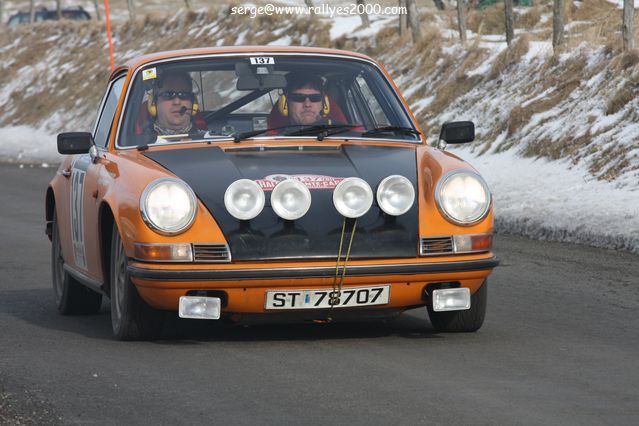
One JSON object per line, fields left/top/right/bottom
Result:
{"left": 332, "top": 177, "right": 373, "bottom": 218}
{"left": 432, "top": 288, "right": 471, "bottom": 312}
{"left": 376, "top": 175, "right": 415, "bottom": 216}
{"left": 179, "top": 296, "right": 221, "bottom": 320}
{"left": 271, "top": 179, "right": 312, "bottom": 220}
{"left": 224, "top": 179, "right": 265, "bottom": 220}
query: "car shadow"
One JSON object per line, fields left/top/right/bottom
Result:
{"left": 2, "top": 288, "right": 442, "bottom": 343}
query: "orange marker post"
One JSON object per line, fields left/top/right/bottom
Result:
{"left": 104, "top": 0, "right": 115, "bottom": 72}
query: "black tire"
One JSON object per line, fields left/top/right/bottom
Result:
{"left": 51, "top": 211, "right": 102, "bottom": 315}
{"left": 109, "top": 224, "right": 164, "bottom": 341}
{"left": 427, "top": 280, "right": 487, "bottom": 333}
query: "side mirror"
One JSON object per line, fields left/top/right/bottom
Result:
{"left": 57, "top": 132, "right": 94, "bottom": 155}
{"left": 437, "top": 121, "right": 475, "bottom": 150}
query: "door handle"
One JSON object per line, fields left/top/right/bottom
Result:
{"left": 61, "top": 168, "right": 72, "bottom": 178}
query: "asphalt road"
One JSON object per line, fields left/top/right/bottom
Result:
{"left": 1, "top": 163, "right": 638, "bottom": 425}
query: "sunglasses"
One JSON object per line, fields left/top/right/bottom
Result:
{"left": 157, "top": 91, "right": 195, "bottom": 102}
{"left": 288, "top": 93, "right": 323, "bottom": 103}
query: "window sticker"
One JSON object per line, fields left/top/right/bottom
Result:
{"left": 142, "top": 67, "right": 157, "bottom": 81}
{"left": 249, "top": 57, "right": 274, "bottom": 65}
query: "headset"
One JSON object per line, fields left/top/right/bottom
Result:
{"left": 277, "top": 93, "right": 330, "bottom": 117}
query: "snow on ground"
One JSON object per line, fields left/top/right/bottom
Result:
{"left": 452, "top": 146, "right": 639, "bottom": 253}
{"left": 0, "top": 126, "right": 60, "bottom": 165}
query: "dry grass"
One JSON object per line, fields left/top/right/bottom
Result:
{"left": 515, "top": 6, "right": 542, "bottom": 30}
{"left": 427, "top": 74, "right": 483, "bottom": 116}
{"left": 467, "top": 4, "right": 505, "bottom": 35}
{"left": 489, "top": 34, "right": 530, "bottom": 79}
{"left": 588, "top": 144, "right": 633, "bottom": 181}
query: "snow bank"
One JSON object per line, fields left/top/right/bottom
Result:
{"left": 0, "top": 126, "right": 61, "bottom": 165}
{"left": 452, "top": 146, "right": 639, "bottom": 253}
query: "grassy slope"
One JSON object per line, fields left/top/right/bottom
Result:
{"left": 0, "top": 0, "right": 637, "bottom": 186}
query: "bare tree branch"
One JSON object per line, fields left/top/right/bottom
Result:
{"left": 504, "top": 0, "right": 514, "bottom": 46}
{"left": 399, "top": 0, "right": 408, "bottom": 36}
{"left": 56, "top": 0, "right": 62, "bottom": 20}
{"left": 623, "top": 0, "right": 634, "bottom": 51}
{"left": 457, "top": 0, "right": 467, "bottom": 44}
{"left": 406, "top": 0, "right": 421, "bottom": 42}
{"left": 552, "top": 0, "right": 565, "bottom": 51}
{"left": 357, "top": 0, "right": 370, "bottom": 28}
{"left": 29, "top": 0, "right": 35, "bottom": 23}
{"left": 93, "top": 0, "right": 101, "bottom": 20}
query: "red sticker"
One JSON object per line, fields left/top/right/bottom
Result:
{"left": 256, "top": 174, "right": 344, "bottom": 191}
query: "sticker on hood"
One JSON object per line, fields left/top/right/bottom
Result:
{"left": 256, "top": 174, "right": 344, "bottom": 191}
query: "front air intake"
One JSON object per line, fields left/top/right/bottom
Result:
{"left": 193, "top": 244, "right": 231, "bottom": 263}
{"left": 420, "top": 237, "right": 454, "bottom": 256}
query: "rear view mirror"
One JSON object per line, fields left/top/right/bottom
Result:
{"left": 57, "top": 132, "right": 94, "bottom": 155}
{"left": 439, "top": 121, "right": 475, "bottom": 145}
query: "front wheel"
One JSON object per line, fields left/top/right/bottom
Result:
{"left": 51, "top": 211, "right": 102, "bottom": 315}
{"left": 427, "top": 280, "right": 487, "bottom": 333}
{"left": 110, "top": 224, "right": 164, "bottom": 340}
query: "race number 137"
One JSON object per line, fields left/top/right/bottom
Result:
{"left": 249, "top": 57, "right": 274, "bottom": 65}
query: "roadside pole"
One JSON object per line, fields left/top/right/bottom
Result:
{"left": 104, "top": 0, "right": 115, "bottom": 71}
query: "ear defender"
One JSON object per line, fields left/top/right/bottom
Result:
{"left": 190, "top": 98, "right": 199, "bottom": 116}
{"left": 146, "top": 90, "right": 157, "bottom": 117}
{"left": 322, "top": 95, "right": 330, "bottom": 116}
{"left": 278, "top": 95, "right": 288, "bottom": 116}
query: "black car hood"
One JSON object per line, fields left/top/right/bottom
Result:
{"left": 144, "top": 144, "right": 418, "bottom": 260}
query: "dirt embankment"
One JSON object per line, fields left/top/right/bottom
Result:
{"left": 0, "top": 1, "right": 637, "bottom": 184}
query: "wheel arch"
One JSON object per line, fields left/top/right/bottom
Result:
{"left": 45, "top": 186, "right": 56, "bottom": 241}
{"left": 98, "top": 201, "right": 116, "bottom": 297}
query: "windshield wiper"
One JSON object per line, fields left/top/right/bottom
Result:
{"left": 232, "top": 125, "right": 307, "bottom": 143}
{"left": 285, "top": 124, "right": 357, "bottom": 140}
{"left": 360, "top": 126, "right": 421, "bottom": 138}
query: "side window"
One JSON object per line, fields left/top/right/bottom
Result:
{"left": 93, "top": 77, "right": 125, "bottom": 148}
{"left": 354, "top": 75, "right": 391, "bottom": 127}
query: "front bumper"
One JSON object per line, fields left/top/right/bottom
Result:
{"left": 127, "top": 256, "right": 499, "bottom": 281}
{"left": 129, "top": 255, "right": 499, "bottom": 313}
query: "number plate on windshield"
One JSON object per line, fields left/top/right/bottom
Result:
{"left": 265, "top": 285, "right": 390, "bottom": 310}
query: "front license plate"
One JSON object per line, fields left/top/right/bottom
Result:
{"left": 265, "top": 285, "right": 390, "bottom": 310}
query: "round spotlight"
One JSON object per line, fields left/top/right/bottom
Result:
{"left": 376, "top": 175, "right": 415, "bottom": 216}
{"left": 224, "top": 179, "right": 265, "bottom": 220}
{"left": 333, "top": 177, "right": 373, "bottom": 218}
{"left": 271, "top": 179, "right": 312, "bottom": 220}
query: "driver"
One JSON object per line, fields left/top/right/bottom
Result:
{"left": 142, "top": 70, "right": 202, "bottom": 143}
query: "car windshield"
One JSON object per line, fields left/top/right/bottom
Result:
{"left": 118, "top": 54, "right": 420, "bottom": 147}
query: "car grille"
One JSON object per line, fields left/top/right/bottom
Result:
{"left": 420, "top": 237, "right": 454, "bottom": 256}
{"left": 193, "top": 244, "right": 231, "bottom": 263}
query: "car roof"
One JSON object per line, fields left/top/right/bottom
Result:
{"left": 119, "top": 46, "right": 377, "bottom": 75}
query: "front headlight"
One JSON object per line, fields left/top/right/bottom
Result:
{"left": 271, "top": 179, "right": 312, "bottom": 220}
{"left": 141, "top": 178, "right": 197, "bottom": 235}
{"left": 224, "top": 179, "right": 265, "bottom": 220}
{"left": 333, "top": 177, "right": 373, "bottom": 218}
{"left": 436, "top": 170, "right": 491, "bottom": 225}
{"left": 376, "top": 175, "right": 415, "bottom": 216}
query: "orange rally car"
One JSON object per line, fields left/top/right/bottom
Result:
{"left": 46, "top": 46, "right": 498, "bottom": 340}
